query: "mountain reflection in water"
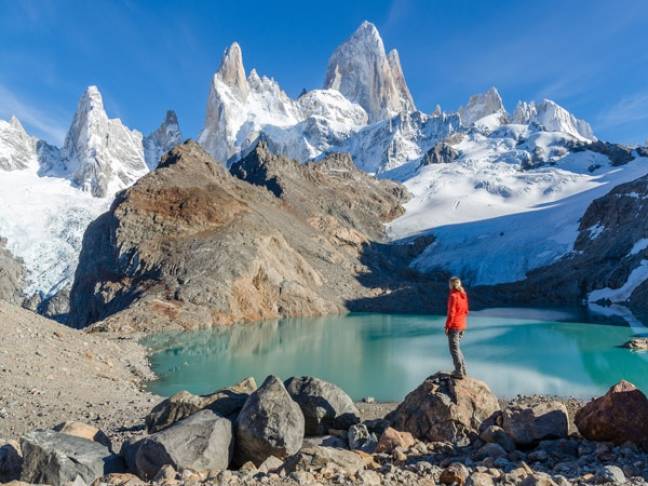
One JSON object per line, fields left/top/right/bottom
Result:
{"left": 143, "top": 310, "right": 648, "bottom": 401}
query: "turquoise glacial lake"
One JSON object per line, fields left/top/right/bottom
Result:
{"left": 143, "top": 308, "right": 648, "bottom": 401}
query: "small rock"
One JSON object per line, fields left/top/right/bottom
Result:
{"left": 53, "top": 421, "right": 112, "bottom": 449}
{"left": 282, "top": 446, "right": 365, "bottom": 475}
{"left": 347, "top": 424, "right": 377, "bottom": 452}
{"left": 440, "top": 462, "right": 470, "bottom": 485}
{"left": 356, "top": 469, "right": 381, "bottom": 485}
{"left": 623, "top": 337, "right": 648, "bottom": 350}
{"left": 479, "top": 425, "right": 516, "bottom": 452}
{"left": 258, "top": 455, "right": 283, "bottom": 474}
{"left": 595, "top": 465, "right": 625, "bottom": 484}
{"left": 152, "top": 464, "right": 177, "bottom": 482}
{"left": 376, "top": 427, "right": 415, "bottom": 453}
{"left": 474, "top": 442, "right": 507, "bottom": 460}
{"left": 467, "top": 471, "right": 495, "bottom": 486}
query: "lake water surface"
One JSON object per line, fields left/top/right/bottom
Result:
{"left": 144, "top": 308, "right": 648, "bottom": 401}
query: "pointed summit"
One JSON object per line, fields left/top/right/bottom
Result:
{"left": 144, "top": 109, "right": 183, "bottom": 169}
{"left": 324, "top": 21, "right": 415, "bottom": 122}
{"left": 458, "top": 87, "right": 507, "bottom": 127}
{"left": 59, "top": 85, "right": 147, "bottom": 197}
{"left": 216, "top": 42, "right": 249, "bottom": 99}
{"left": 9, "top": 115, "right": 26, "bottom": 134}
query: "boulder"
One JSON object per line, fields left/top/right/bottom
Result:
{"left": 502, "top": 401, "right": 569, "bottom": 446}
{"left": 0, "top": 440, "right": 22, "bottom": 482}
{"left": 388, "top": 372, "right": 500, "bottom": 445}
{"left": 282, "top": 446, "right": 365, "bottom": 475}
{"left": 146, "top": 377, "right": 256, "bottom": 433}
{"left": 125, "top": 410, "right": 233, "bottom": 480}
{"left": 258, "top": 455, "right": 283, "bottom": 474}
{"left": 624, "top": 337, "right": 648, "bottom": 351}
{"left": 53, "top": 421, "right": 111, "bottom": 449}
{"left": 284, "top": 376, "right": 360, "bottom": 435}
{"left": 235, "top": 375, "right": 305, "bottom": 466}
{"left": 575, "top": 380, "right": 648, "bottom": 446}
{"left": 376, "top": 427, "right": 416, "bottom": 453}
{"left": 20, "top": 430, "right": 124, "bottom": 486}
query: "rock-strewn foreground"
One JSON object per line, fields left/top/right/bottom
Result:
{"left": 67, "top": 140, "right": 441, "bottom": 332}
{"left": 0, "top": 300, "right": 156, "bottom": 447}
{"left": 5, "top": 367, "right": 648, "bottom": 485}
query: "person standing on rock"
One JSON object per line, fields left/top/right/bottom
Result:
{"left": 445, "top": 276, "right": 469, "bottom": 378}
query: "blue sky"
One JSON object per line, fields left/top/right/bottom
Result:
{"left": 1, "top": 0, "right": 647, "bottom": 146}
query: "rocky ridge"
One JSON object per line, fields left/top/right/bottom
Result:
{"left": 67, "top": 141, "right": 428, "bottom": 332}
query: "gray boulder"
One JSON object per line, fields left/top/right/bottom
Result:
{"left": 126, "top": 410, "right": 233, "bottom": 480}
{"left": 145, "top": 377, "right": 256, "bottom": 433}
{"left": 235, "top": 375, "right": 305, "bottom": 466}
{"left": 282, "top": 446, "right": 365, "bottom": 475}
{"left": 502, "top": 401, "right": 568, "bottom": 447}
{"left": 20, "top": 430, "right": 124, "bottom": 486}
{"left": 284, "top": 376, "right": 360, "bottom": 435}
{"left": 388, "top": 372, "right": 500, "bottom": 446}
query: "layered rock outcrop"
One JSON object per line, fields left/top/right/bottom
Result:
{"left": 68, "top": 141, "right": 409, "bottom": 331}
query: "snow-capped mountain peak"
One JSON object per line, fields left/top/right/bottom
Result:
{"left": 143, "top": 110, "right": 183, "bottom": 169}
{"left": 56, "top": 85, "right": 148, "bottom": 197}
{"left": 216, "top": 42, "right": 249, "bottom": 99}
{"left": 513, "top": 98, "right": 595, "bottom": 141}
{"left": 0, "top": 115, "right": 37, "bottom": 171}
{"left": 324, "top": 21, "right": 415, "bottom": 122}
{"left": 458, "top": 87, "right": 508, "bottom": 131}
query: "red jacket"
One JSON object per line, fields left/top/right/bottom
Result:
{"left": 445, "top": 289, "right": 469, "bottom": 331}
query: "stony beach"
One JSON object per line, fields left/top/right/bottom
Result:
{"left": 2, "top": 300, "right": 648, "bottom": 486}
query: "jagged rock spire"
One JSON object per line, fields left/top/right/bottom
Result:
{"left": 216, "top": 42, "right": 249, "bottom": 99}
{"left": 324, "top": 21, "right": 415, "bottom": 122}
{"left": 60, "top": 85, "right": 148, "bottom": 197}
{"left": 458, "top": 87, "right": 507, "bottom": 127}
{"left": 144, "top": 110, "right": 183, "bottom": 169}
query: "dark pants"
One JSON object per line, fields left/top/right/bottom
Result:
{"left": 447, "top": 330, "right": 466, "bottom": 376}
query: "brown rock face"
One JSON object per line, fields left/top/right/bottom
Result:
{"left": 388, "top": 373, "right": 500, "bottom": 446}
{"left": 67, "top": 141, "right": 410, "bottom": 332}
{"left": 575, "top": 380, "right": 648, "bottom": 447}
{"left": 0, "top": 237, "right": 24, "bottom": 305}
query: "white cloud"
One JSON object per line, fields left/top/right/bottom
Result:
{"left": 0, "top": 83, "right": 67, "bottom": 145}
{"left": 596, "top": 91, "right": 648, "bottom": 129}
